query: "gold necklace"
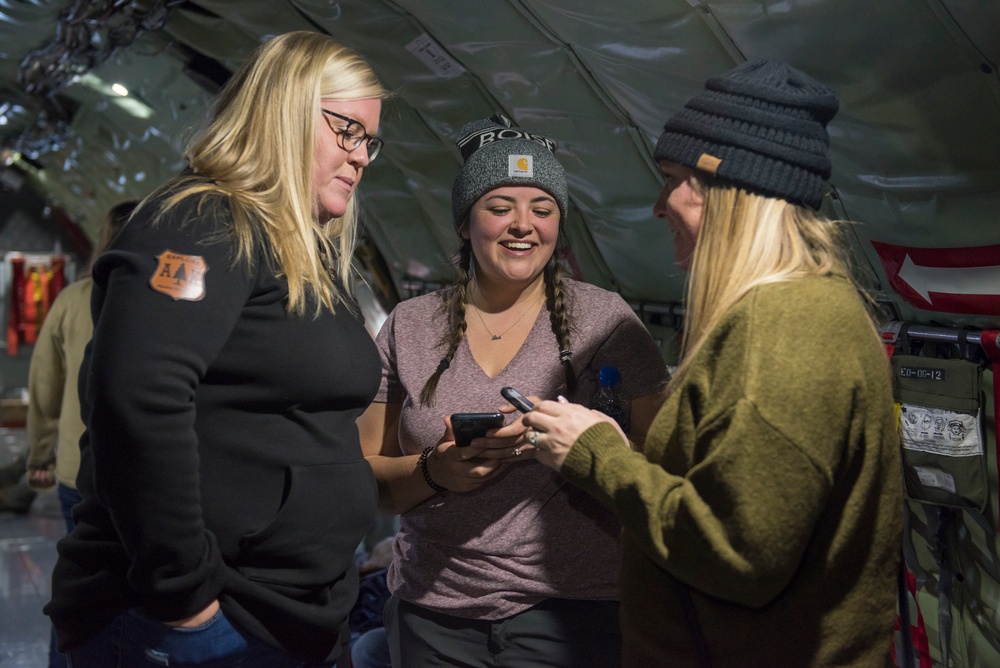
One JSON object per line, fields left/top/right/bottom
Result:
{"left": 471, "top": 298, "right": 540, "bottom": 341}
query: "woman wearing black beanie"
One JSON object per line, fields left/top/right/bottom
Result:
{"left": 522, "top": 60, "right": 902, "bottom": 667}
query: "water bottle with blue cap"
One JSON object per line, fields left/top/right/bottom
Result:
{"left": 592, "top": 365, "right": 630, "bottom": 432}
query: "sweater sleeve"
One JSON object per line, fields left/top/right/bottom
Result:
{"left": 564, "top": 407, "right": 831, "bottom": 608}
{"left": 561, "top": 286, "right": 855, "bottom": 609}
{"left": 84, "top": 196, "right": 251, "bottom": 621}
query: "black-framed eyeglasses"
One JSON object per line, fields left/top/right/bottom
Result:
{"left": 321, "top": 109, "right": 383, "bottom": 162}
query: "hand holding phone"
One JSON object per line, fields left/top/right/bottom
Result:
{"left": 450, "top": 412, "right": 504, "bottom": 446}
{"left": 501, "top": 386, "right": 535, "bottom": 413}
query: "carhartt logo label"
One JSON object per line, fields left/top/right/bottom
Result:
{"left": 509, "top": 155, "right": 533, "bottom": 177}
{"left": 149, "top": 250, "right": 208, "bottom": 301}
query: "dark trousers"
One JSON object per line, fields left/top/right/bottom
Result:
{"left": 384, "top": 595, "right": 622, "bottom": 668}
{"left": 49, "top": 483, "right": 82, "bottom": 668}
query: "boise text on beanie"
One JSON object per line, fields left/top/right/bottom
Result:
{"left": 451, "top": 112, "right": 568, "bottom": 227}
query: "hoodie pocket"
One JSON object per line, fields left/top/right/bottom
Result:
{"left": 237, "top": 459, "right": 377, "bottom": 587}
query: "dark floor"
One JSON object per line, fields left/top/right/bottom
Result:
{"left": 0, "top": 427, "right": 61, "bottom": 668}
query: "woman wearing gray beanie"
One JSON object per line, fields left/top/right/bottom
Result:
{"left": 521, "top": 60, "right": 902, "bottom": 667}
{"left": 359, "top": 112, "right": 668, "bottom": 667}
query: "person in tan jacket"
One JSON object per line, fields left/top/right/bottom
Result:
{"left": 26, "top": 200, "right": 136, "bottom": 529}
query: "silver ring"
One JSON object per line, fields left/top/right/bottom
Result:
{"left": 513, "top": 447, "right": 522, "bottom": 456}
{"left": 527, "top": 429, "right": 538, "bottom": 446}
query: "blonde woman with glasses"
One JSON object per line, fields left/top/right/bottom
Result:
{"left": 523, "top": 60, "right": 902, "bottom": 667}
{"left": 46, "top": 31, "right": 387, "bottom": 667}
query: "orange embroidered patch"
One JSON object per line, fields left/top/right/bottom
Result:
{"left": 149, "top": 250, "right": 208, "bottom": 301}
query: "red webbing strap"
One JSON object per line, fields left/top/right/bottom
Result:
{"left": 6, "top": 257, "right": 25, "bottom": 356}
{"left": 906, "top": 568, "right": 932, "bottom": 667}
{"left": 981, "top": 330, "right": 1000, "bottom": 533}
{"left": 882, "top": 331, "right": 897, "bottom": 358}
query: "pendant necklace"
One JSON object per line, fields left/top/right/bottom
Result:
{"left": 471, "top": 296, "right": 540, "bottom": 341}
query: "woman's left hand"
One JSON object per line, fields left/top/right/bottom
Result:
{"left": 521, "top": 398, "right": 628, "bottom": 471}
{"left": 469, "top": 397, "right": 543, "bottom": 461}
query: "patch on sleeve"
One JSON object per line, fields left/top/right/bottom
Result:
{"left": 149, "top": 250, "right": 208, "bottom": 301}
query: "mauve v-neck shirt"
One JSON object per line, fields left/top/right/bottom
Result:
{"left": 374, "top": 278, "right": 668, "bottom": 619}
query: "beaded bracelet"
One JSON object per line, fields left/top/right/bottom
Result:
{"left": 419, "top": 446, "right": 447, "bottom": 493}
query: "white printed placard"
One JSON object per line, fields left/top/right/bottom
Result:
{"left": 914, "top": 466, "right": 957, "bottom": 494}
{"left": 898, "top": 404, "right": 982, "bottom": 457}
{"left": 405, "top": 33, "right": 466, "bottom": 79}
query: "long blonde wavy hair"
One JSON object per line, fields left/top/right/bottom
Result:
{"left": 157, "top": 31, "right": 387, "bottom": 315}
{"left": 671, "top": 175, "right": 876, "bottom": 389}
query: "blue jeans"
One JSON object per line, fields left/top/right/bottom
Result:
{"left": 351, "top": 627, "right": 391, "bottom": 668}
{"left": 66, "top": 609, "right": 337, "bottom": 667}
{"left": 58, "top": 482, "right": 82, "bottom": 534}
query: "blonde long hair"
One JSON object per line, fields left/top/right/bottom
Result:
{"left": 671, "top": 178, "right": 874, "bottom": 388}
{"left": 158, "top": 31, "right": 387, "bottom": 315}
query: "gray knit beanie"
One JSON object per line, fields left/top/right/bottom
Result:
{"left": 653, "top": 59, "right": 839, "bottom": 210}
{"left": 452, "top": 112, "right": 568, "bottom": 228}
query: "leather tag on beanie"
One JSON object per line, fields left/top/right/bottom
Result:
{"left": 696, "top": 153, "right": 722, "bottom": 175}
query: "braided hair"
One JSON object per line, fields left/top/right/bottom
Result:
{"left": 419, "top": 241, "right": 472, "bottom": 407}
{"left": 419, "top": 238, "right": 574, "bottom": 406}
{"left": 543, "top": 255, "right": 576, "bottom": 395}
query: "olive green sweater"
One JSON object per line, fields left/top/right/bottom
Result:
{"left": 562, "top": 275, "right": 902, "bottom": 667}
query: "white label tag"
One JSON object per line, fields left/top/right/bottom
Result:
{"left": 899, "top": 403, "right": 982, "bottom": 457}
{"left": 508, "top": 155, "right": 533, "bottom": 177}
{"left": 405, "top": 33, "right": 466, "bottom": 79}
{"left": 914, "top": 466, "right": 957, "bottom": 494}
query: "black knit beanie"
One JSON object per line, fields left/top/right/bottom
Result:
{"left": 451, "top": 112, "right": 568, "bottom": 228}
{"left": 653, "top": 59, "right": 839, "bottom": 210}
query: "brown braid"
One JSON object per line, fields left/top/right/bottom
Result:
{"left": 544, "top": 257, "right": 576, "bottom": 395}
{"left": 419, "top": 240, "right": 472, "bottom": 407}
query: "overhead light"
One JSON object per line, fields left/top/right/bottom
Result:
{"left": 75, "top": 73, "right": 153, "bottom": 119}
{"left": 114, "top": 97, "right": 153, "bottom": 119}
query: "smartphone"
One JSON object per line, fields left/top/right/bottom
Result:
{"left": 501, "top": 386, "right": 535, "bottom": 413}
{"left": 451, "top": 412, "right": 504, "bottom": 446}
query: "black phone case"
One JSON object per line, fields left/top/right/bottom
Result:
{"left": 451, "top": 412, "right": 504, "bottom": 446}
